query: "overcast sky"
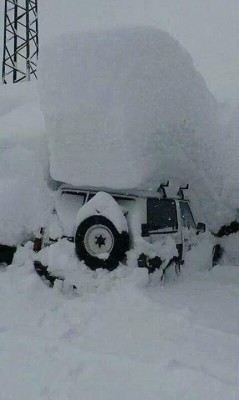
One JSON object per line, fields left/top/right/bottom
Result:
{"left": 1, "top": 0, "right": 239, "bottom": 102}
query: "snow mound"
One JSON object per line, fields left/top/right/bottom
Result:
{"left": 219, "top": 232, "right": 239, "bottom": 266}
{"left": 35, "top": 238, "right": 149, "bottom": 294}
{"left": 39, "top": 27, "right": 224, "bottom": 226}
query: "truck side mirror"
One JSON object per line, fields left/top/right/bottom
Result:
{"left": 196, "top": 222, "right": 206, "bottom": 234}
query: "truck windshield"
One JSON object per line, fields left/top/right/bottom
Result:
{"left": 147, "top": 198, "right": 178, "bottom": 231}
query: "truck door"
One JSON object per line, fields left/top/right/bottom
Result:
{"left": 146, "top": 198, "right": 180, "bottom": 248}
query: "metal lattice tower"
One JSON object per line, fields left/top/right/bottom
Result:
{"left": 2, "top": 0, "right": 39, "bottom": 84}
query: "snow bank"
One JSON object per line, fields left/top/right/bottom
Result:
{"left": 39, "top": 27, "right": 226, "bottom": 226}
{"left": 219, "top": 232, "right": 239, "bottom": 266}
{"left": 1, "top": 242, "right": 239, "bottom": 399}
{"left": 0, "top": 83, "right": 53, "bottom": 245}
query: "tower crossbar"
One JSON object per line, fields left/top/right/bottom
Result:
{"left": 2, "top": 0, "right": 39, "bottom": 84}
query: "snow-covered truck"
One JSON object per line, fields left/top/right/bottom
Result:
{"left": 34, "top": 183, "right": 222, "bottom": 285}
{"left": 33, "top": 27, "right": 223, "bottom": 281}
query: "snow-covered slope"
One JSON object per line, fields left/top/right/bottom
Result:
{"left": 39, "top": 27, "right": 227, "bottom": 227}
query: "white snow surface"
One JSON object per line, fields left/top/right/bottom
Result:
{"left": 0, "top": 240, "right": 239, "bottom": 400}
{"left": 55, "top": 192, "right": 85, "bottom": 237}
{"left": 76, "top": 191, "right": 128, "bottom": 233}
{"left": 39, "top": 27, "right": 233, "bottom": 227}
{"left": 0, "top": 83, "right": 53, "bottom": 245}
{"left": 219, "top": 232, "right": 239, "bottom": 267}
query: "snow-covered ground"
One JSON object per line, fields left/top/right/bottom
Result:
{"left": 0, "top": 244, "right": 239, "bottom": 400}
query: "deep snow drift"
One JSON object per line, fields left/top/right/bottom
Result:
{"left": 0, "top": 83, "right": 52, "bottom": 245}
{"left": 39, "top": 27, "right": 228, "bottom": 227}
{"left": 1, "top": 241, "right": 239, "bottom": 400}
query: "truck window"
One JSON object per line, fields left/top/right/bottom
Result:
{"left": 179, "top": 201, "right": 196, "bottom": 229}
{"left": 147, "top": 198, "right": 178, "bottom": 231}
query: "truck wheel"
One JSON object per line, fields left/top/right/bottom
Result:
{"left": 75, "top": 215, "right": 129, "bottom": 271}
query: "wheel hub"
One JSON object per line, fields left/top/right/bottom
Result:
{"left": 84, "top": 225, "right": 114, "bottom": 257}
{"left": 95, "top": 234, "right": 106, "bottom": 248}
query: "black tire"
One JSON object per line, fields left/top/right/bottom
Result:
{"left": 0, "top": 244, "right": 16, "bottom": 265}
{"left": 75, "top": 215, "right": 130, "bottom": 271}
{"left": 212, "top": 244, "right": 223, "bottom": 268}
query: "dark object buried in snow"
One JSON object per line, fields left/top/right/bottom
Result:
{"left": 215, "top": 220, "right": 239, "bottom": 237}
{"left": 0, "top": 244, "right": 16, "bottom": 265}
{"left": 75, "top": 215, "right": 130, "bottom": 271}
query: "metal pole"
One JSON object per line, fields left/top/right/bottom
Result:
{"left": 2, "top": 0, "right": 8, "bottom": 84}
{"left": 13, "top": 0, "right": 18, "bottom": 83}
{"left": 35, "top": 0, "right": 39, "bottom": 60}
{"left": 26, "top": 0, "right": 30, "bottom": 81}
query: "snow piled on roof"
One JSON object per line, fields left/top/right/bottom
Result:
{"left": 38, "top": 27, "right": 231, "bottom": 227}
